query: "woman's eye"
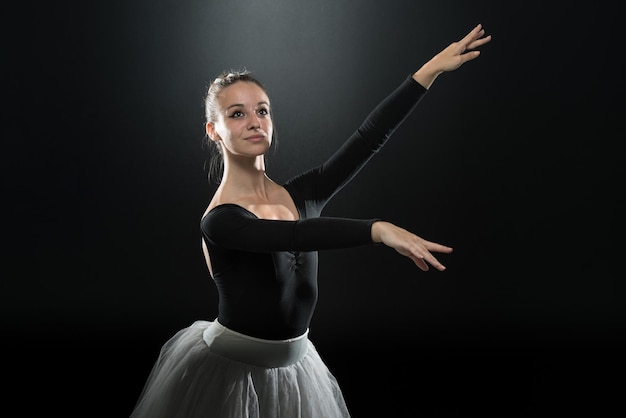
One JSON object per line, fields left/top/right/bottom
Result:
{"left": 258, "top": 108, "right": 269, "bottom": 116}
{"left": 231, "top": 111, "right": 244, "bottom": 118}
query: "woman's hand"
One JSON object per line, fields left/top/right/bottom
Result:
{"left": 371, "top": 221, "right": 453, "bottom": 272}
{"left": 413, "top": 23, "right": 492, "bottom": 89}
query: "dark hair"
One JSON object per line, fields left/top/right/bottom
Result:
{"left": 202, "top": 69, "right": 277, "bottom": 184}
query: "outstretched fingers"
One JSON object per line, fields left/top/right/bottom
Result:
{"left": 449, "top": 24, "right": 491, "bottom": 66}
{"left": 461, "top": 24, "right": 492, "bottom": 51}
{"left": 409, "top": 240, "right": 453, "bottom": 272}
{"left": 412, "top": 22, "right": 491, "bottom": 87}
{"left": 373, "top": 221, "right": 453, "bottom": 273}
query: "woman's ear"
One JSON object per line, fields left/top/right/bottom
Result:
{"left": 206, "top": 122, "right": 220, "bottom": 141}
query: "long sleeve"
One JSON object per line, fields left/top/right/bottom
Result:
{"left": 284, "top": 75, "right": 427, "bottom": 213}
{"left": 201, "top": 204, "right": 377, "bottom": 253}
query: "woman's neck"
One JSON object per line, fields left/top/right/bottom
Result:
{"left": 219, "top": 157, "right": 275, "bottom": 200}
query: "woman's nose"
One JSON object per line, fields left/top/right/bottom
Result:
{"left": 248, "top": 115, "right": 261, "bottom": 129}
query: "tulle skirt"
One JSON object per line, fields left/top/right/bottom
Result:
{"left": 129, "top": 320, "right": 351, "bottom": 418}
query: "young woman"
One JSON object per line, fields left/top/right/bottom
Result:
{"left": 130, "top": 23, "right": 491, "bottom": 418}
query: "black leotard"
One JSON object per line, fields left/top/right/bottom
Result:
{"left": 200, "top": 76, "right": 427, "bottom": 340}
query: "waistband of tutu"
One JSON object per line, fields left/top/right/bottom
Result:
{"left": 202, "top": 320, "right": 309, "bottom": 368}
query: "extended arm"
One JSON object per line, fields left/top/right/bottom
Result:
{"left": 201, "top": 204, "right": 377, "bottom": 253}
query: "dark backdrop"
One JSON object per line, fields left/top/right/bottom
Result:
{"left": 4, "top": 0, "right": 624, "bottom": 416}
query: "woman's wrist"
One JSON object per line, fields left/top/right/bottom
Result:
{"left": 371, "top": 221, "right": 385, "bottom": 243}
{"left": 412, "top": 61, "right": 442, "bottom": 89}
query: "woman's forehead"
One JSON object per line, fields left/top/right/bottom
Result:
{"left": 219, "top": 82, "right": 269, "bottom": 106}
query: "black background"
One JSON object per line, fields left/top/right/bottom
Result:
{"left": 3, "top": 1, "right": 624, "bottom": 416}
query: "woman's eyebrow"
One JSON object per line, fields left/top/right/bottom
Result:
{"left": 226, "top": 101, "right": 270, "bottom": 110}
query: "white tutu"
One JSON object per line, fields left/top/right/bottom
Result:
{"left": 129, "top": 320, "right": 351, "bottom": 418}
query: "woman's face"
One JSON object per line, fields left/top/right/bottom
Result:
{"left": 207, "top": 81, "right": 273, "bottom": 159}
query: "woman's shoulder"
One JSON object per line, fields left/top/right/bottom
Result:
{"left": 202, "top": 203, "right": 256, "bottom": 221}
{"left": 202, "top": 186, "right": 254, "bottom": 219}
{"left": 200, "top": 203, "right": 258, "bottom": 241}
